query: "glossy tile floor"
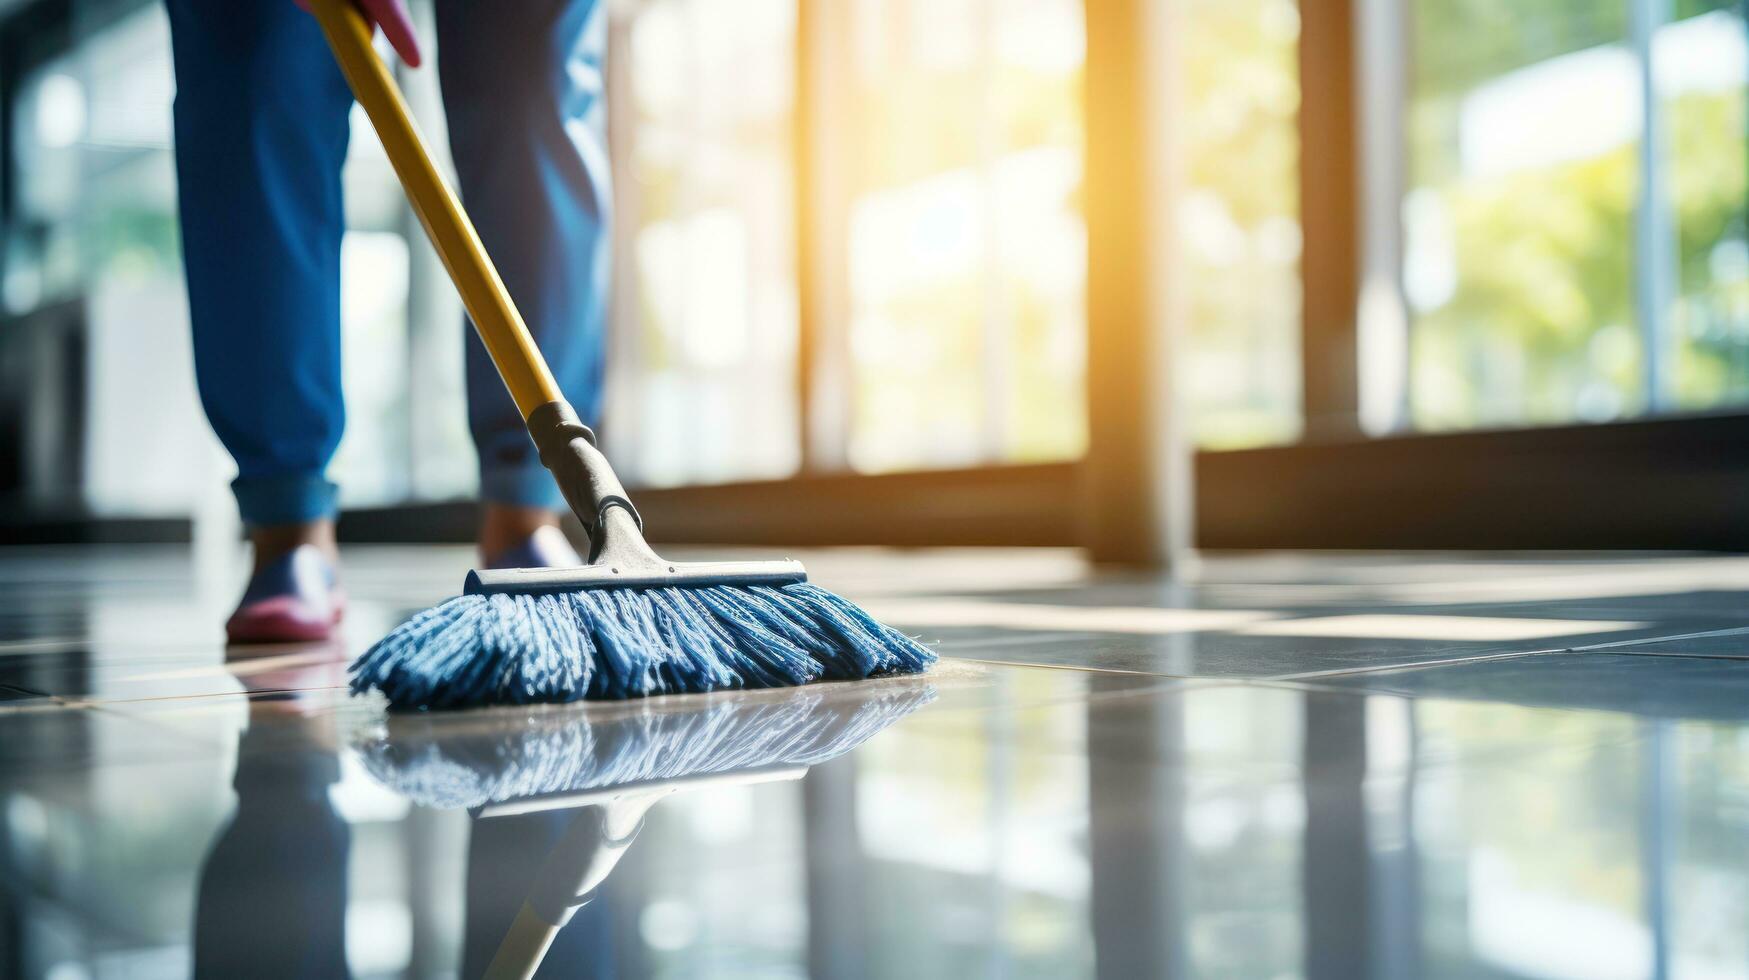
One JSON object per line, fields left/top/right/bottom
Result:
{"left": 2, "top": 544, "right": 1748, "bottom": 978}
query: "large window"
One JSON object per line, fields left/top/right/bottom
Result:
{"left": 607, "top": 0, "right": 801, "bottom": 487}
{"left": 836, "top": 0, "right": 1087, "bottom": 473}
{"left": 1182, "top": 0, "right": 1304, "bottom": 449}
{"left": 1663, "top": 3, "right": 1749, "bottom": 412}
{"left": 609, "top": 0, "right": 1302, "bottom": 475}
{"left": 610, "top": 0, "right": 1092, "bottom": 483}
{"left": 1404, "top": 0, "right": 1749, "bottom": 429}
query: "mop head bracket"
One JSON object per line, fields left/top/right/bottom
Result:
{"left": 464, "top": 554, "right": 809, "bottom": 595}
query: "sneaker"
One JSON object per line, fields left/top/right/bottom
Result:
{"left": 485, "top": 524, "right": 583, "bottom": 571}
{"left": 225, "top": 545, "right": 346, "bottom": 644}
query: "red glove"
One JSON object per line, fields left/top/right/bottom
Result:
{"left": 296, "top": 0, "right": 423, "bottom": 67}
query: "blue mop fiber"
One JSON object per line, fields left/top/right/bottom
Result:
{"left": 351, "top": 580, "right": 936, "bottom": 709}
{"left": 358, "top": 680, "right": 937, "bottom": 809}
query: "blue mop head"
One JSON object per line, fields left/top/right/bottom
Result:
{"left": 350, "top": 582, "right": 936, "bottom": 709}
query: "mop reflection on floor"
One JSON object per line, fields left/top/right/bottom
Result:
{"left": 359, "top": 678, "right": 937, "bottom": 979}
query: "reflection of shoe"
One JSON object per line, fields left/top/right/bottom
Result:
{"left": 225, "top": 638, "right": 351, "bottom": 717}
{"left": 225, "top": 545, "right": 346, "bottom": 644}
{"left": 485, "top": 525, "right": 583, "bottom": 570}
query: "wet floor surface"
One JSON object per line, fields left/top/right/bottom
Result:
{"left": 1, "top": 544, "right": 1747, "bottom": 978}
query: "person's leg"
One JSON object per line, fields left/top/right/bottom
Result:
{"left": 167, "top": 0, "right": 352, "bottom": 562}
{"left": 434, "top": 0, "right": 611, "bottom": 562}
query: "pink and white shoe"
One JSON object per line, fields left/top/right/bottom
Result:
{"left": 225, "top": 545, "right": 346, "bottom": 644}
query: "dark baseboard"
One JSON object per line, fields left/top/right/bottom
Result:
{"left": 1197, "top": 411, "right": 1749, "bottom": 551}
{"left": 9, "top": 412, "right": 1749, "bottom": 551}
{"left": 332, "top": 463, "right": 1080, "bottom": 547}
{"left": 0, "top": 512, "right": 192, "bottom": 545}
{"left": 337, "top": 501, "right": 479, "bottom": 543}
{"left": 631, "top": 463, "right": 1079, "bottom": 547}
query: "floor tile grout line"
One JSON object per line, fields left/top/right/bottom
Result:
{"left": 1265, "top": 621, "right": 1749, "bottom": 683}
{"left": 1266, "top": 648, "right": 1556, "bottom": 683}
{"left": 954, "top": 636, "right": 1657, "bottom": 688}
{"left": 1258, "top": 645, "right": 1749, "bottom": 694}
{"left": 945, "top": 654, "right": 1356, "bottom": 701}
{"left": 932, "top": 631, "right": 1098, "bottom": 652}
{"left": 59, "top": 683, "right": 354, "bottom": 710}
{"left": 1243, "top": 677, "right": 1378, "bottom": 696}
{"left": 948, "top": 655, "right": 1235, "bottom": 693}
{"left": 948, "top": 655, "right": 1173, "bottom": 679}
{"left": 1564, "top": 623, "right": 1749, "bottom": 652}
{"left": 1565, "top": 650, "right": 1749, "bottom": 664}
{"left": 937, "top": 618, "right": 1749, "bottom": 686}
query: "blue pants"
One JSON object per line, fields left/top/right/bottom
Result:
{"left": 166, "top": 0, "right": 610, "bottom": 525}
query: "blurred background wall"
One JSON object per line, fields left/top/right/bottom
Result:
{"left": 0, "top": 0, "right": 1744, "bottom": 549}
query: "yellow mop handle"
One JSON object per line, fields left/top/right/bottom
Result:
{"left": 308, "top": 0, "right": 562, "bottom": 419}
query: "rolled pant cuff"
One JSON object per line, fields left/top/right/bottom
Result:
{"left": 480, "top": 463, "right": 566, "bottom": 512}
{"left": 232, "top": 475, "right": 339, "bottom": 526}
